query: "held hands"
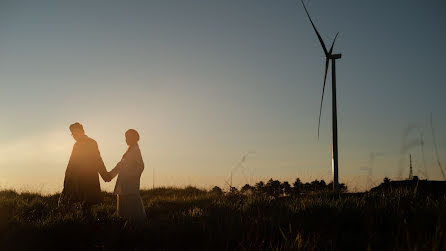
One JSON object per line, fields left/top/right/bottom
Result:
{"left": 103, "top": 172, "right": 112, "bottom": 182}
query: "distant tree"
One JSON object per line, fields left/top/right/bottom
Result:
{"left": 320, "top": 180, "right": 326, "bottom": 187}
{"left": 211, "top": 186, "right": 223, "bottom": 195}
{"left": 383, "top": 177, "right": 391, "bottom": 184}
{"left": 303, "top": 182, "right": 312, "bottom": 192}
{"left": 293, "top": 178, "right": 303, "bottom": 194}
{"left": 281, "top": 181, "right": 292, "bottom": 195}
{"left": 319, "top": 180, "right": 329, "bottom": 191}
{"left": 255, "top": 181, "right": 265, "bottom": 193}
{"left": 241, "top": 184, "right": 254, "bottom": 194}
{"left": 266, "top": 179, "right": 282, "bottom": 197}
{"left": 229, "top": 186, "right": 238, "bottom": 193}
{"left": 311, "top": 179, "right": 322, "bottom": 191}
{"left": 327, "top": 182, "right": 348, "bottom": 193}
{"left": 339, "top": 183, "right": 347, "bottom": 193}
{"left": 265, "top": 179, "right": 273, "bottom": 195}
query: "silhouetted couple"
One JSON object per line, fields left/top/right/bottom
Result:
{"left": 59, "top": 122, "right": 147, "bottom": 223}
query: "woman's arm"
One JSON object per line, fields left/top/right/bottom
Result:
{"left": 109, "top": 151, "right": 137, "bottom": 180}
{"left": 109, "top": 161, "right": 123, "bottom": 180}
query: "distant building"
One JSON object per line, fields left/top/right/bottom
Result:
{"left": 371, "top": 176, "right": 446, "bottom": 195}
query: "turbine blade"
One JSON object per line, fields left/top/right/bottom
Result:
{"left": 301, "top": 0, "right": 328, "bottom": 56}
{"left": 328, "top": 32, "right": 339, "bottom": 55}
{"left": 430, "top": 113, "right": 446, "bottom": 180}
{"left": 317, "top": 58, "right": 330, "bottom": 139}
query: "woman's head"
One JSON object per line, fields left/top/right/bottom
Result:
{"left": 125, "top": 129, "right": 140, "bottom": 146}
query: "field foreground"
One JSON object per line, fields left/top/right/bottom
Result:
{"left": 0, "top": 187, "right": 445, "bottom": 250}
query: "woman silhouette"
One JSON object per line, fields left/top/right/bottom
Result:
{"left": 108, "top": 129, "right": 147, "bottom": 222}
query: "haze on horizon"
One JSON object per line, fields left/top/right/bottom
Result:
{"left": 1, "top": 0, "right": 445, "bottom": 194}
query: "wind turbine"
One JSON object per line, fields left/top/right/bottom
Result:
{"left": 301, "top": 0, "right": 342, "bottom": 191}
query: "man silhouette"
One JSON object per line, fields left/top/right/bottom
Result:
{"left": 59, "top": 122, "right": 110, "bottom": 206}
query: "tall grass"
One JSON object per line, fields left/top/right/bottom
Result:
{"left": 0, "top": 188, "right": 445, "bottom": 250}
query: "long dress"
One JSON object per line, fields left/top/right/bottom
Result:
{"left": 59, "top": 135, "right": 109, "bottom": 206}
{"left": 109, "top": 144, "right": 147, "bottom": 222}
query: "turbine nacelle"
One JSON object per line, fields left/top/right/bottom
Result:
{"left": 330, "top": 54, "right": 342, "bottom": 60}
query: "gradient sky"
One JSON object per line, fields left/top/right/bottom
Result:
{"left": 1, "top": 0, "right": 445, "bottom": 193}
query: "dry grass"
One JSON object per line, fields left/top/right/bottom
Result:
{"left": 0, "top": 187, "right": 445, "bottom": 250}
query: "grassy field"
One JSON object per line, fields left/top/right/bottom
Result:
{"left": 0, "top": 187, "right": 445, "bottom": 250}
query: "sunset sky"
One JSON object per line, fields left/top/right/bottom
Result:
{"left": 1, "top": 0, "right": 445, "bottom": 193}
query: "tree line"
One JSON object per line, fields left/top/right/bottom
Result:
{"left": 211, "top": 178, "right": 347, "bottom": 197}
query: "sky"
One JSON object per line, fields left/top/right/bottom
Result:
{"left": 0, "top": 0, "right": 445, "bottom": 193}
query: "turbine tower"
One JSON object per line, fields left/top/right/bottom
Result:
{"left": 301, "top": 0, "right": 342, "bottom": 192}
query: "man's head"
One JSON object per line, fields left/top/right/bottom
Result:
{"left": 69, "top": 122, "right": 85, "bottom": 142}
{"left": 125, "top": 129, "right": 140, "bottom": 146}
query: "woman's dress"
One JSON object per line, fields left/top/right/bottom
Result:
{"left": 109, "top": 144, "right": 147, "bottom": 222}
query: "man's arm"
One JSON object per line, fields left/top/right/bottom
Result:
{"left": 92, "top": 141, "right": 111, "bottom": 182}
